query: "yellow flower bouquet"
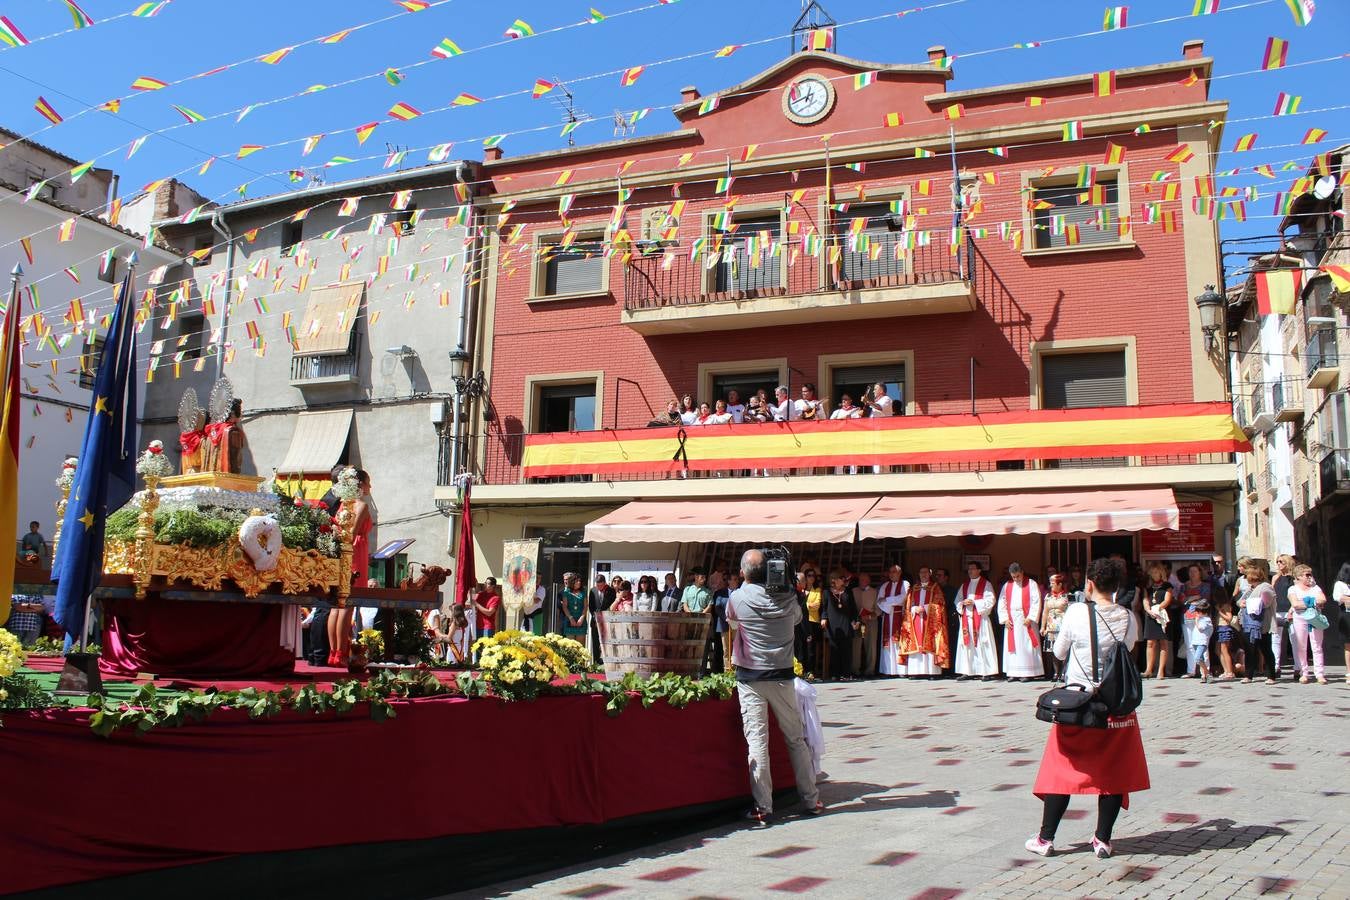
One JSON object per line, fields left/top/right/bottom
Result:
{"left": 472, "top": 631, "right": 590, "bottom": 701}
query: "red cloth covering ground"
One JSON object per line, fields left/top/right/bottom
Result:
{"left": 100, "top": 596, "right": 294, "bottom": 679}
{"left": 0, "top": 691, "right": 789, "bottom": 895}
{"left": 1033, "top": 712, "right": 1151, "bottom": 807}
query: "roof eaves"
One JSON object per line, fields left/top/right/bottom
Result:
{"left": 925, "top": 57, "right": 1213, "bottom": 103}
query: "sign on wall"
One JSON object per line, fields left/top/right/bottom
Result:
{"left": 1140, "top": 500, "right": 1215, "bottom": 555}
{"left": 593, "top": 559, "right": 678, "bottom": 590}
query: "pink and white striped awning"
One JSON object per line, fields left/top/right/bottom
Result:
{"left": 857, "top": 488, "right": 1180, "bottom": 539}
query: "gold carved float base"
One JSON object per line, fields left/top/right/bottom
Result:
{"left": 104, "top": 541, "right": 345, "bottom": 600}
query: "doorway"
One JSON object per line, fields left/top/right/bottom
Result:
{"left": 530, "top": 528, "right": 589, "bottom": 634}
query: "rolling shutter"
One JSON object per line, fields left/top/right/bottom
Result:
{"left": 544, "top": 243, "right": 604, "bottom": 296}
{"left": 1042, "top": 352, "right": 1126, "bottom": 410}
{"left": 1033, "top": 181, "right": 1120, "bottom": 250}
{"left": 838, "top": 203, "right": 906, "bottom": 281}
{"left": 296, "top": 283, "right": 362, "bottom": 357}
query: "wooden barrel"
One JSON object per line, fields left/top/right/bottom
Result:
{"left": 601, "top": 611, "right": 710, "bottom": 679}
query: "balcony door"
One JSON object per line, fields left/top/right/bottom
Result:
{"left": 835, "top": 203, "right": 907, "bottom": 284}
{"left": 714, "top": 214, "right": 782, "bottom": 295}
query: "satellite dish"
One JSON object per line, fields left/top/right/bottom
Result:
{"left": 1312, "top": 174, "right": 1337, "bottom": 200}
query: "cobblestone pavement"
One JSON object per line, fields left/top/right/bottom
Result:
{"left": 461, "top": 667, "right": 1349, "bottom": 900}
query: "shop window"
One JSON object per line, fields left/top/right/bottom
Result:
{"left": 1030, "top": 176, "right": 1122, "bottom": 250}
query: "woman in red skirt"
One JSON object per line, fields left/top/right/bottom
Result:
{"left": 1028, "top": 557, "right": 1149, "bottom": 860}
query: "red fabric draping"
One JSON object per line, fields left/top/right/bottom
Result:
{"left": 101, "top": 597, "right": 295, "bottom": 678}
{"left": 452, "top": 482, "right": 475, "bottom": 608}
{"left": 0, "top": 693, "right": 788, "bottom": 895}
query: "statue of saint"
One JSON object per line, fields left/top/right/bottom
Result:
{"left": 203, "top": 397, "right": 247, "bottom": 474}
{"left": 177, "top": 389, "right": 207, "bottom": 475}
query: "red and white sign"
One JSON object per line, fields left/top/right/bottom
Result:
{"left": 1140, "top": 500, "right": 1214, "bottom": 555}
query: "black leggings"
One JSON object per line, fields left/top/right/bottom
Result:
{"left": 1040, "top": 793, "right": 1125, "bottom": 843}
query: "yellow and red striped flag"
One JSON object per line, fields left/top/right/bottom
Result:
{"left": 355, "top": 122, "right": 379, "bottom": 143}
{"left": 1103, "top": 142, "right": 1126, "bottom": 165}
{"left": 34, "top": 96, "right": 62, "bottom": 124}
{"left": 1301, "top": 127, "right": 1327, "bottom": 144}
{"left": 620, "top": 65, "right": 644, "bottom": 87}
{"left": 943, "top": 103, "right": 966, "bottom": 120}
{"left": 1165, "top": 145, "right": 1194, "bottom": 163}
{"left": 532, "top": 79, "right": 555, "bottom": 98}
{"left": 1092, "top": 71, "right": 1116, "bottom": 96}
{"left": 1255, "top": 268, "right": 1301, "bottom": 315}
{"left": 131, "top": 75, "right": 167, "bottom": 91}
{"left": 388, "top": 102, "right": 421, "bottom": 121}
{"left": 1260, "top": 36, "right": 1288, "bottom": 70}
{"left": 1232, "top": 133, "right": 1258, "bottom": 152}
{"left": 0, "top": 271, "right": 24, "bottom": 623}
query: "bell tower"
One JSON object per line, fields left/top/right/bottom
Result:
{"left": 790, "top": 0, "right": 837, "bottom": 55}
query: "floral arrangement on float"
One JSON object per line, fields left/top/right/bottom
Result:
{"left": 87, "top": 441, "right": 358, "bottom": 602}
{"left": 472, "top": 631, "right": 592, "bottom": 701}
{"left": 350, "top": 628, "right": 385, "bottom": 673}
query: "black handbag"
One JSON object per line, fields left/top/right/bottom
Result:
{"left": 1036, "top": 602, "right": 1109, "bottom": 729}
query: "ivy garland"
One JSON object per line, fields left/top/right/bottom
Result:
{"left": 1, "top": 668, "right": 739, "bottom": 737}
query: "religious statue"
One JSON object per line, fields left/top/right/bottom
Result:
{"left": 177, "top": 389, "right": 207, "bottom": 474}
{"left": 200, "top": 379, "right": 247, "bottom": 474}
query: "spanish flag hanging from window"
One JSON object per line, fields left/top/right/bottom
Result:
{"left": 0, "top": 271, "right": 24, "bottom": 624}
{"left": 1254, "top": 267, "right": 1302, "bottom": 315}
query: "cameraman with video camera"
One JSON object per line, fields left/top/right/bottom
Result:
{"left": 728, "top": 548, "right": 823, "bottom": 825}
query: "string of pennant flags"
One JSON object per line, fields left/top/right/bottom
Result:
{"left": 5, "top": 54, "right": 1346, "bottom": 290}
{"left": 4, "top": 12, "right": 1345, "bottom": 268}
{"left": 10, "top": 123, "right": 1344, "bottom": 379}
{"left": 0, "top": 0, "right": 1305, "bottom": 219}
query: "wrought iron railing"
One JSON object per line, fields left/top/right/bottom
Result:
{"left": 623, "top": 231, "right": 969, "bottom": 311}
{"left": 1305, "top": 330, "right": 1340, "bottom": 379}
{"left": 290, "top": 352, "right": 359, "bottom": 382}
{"left": 1320, "top": 448, "right": 1350, "bottom": 498}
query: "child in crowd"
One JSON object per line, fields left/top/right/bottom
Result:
{"left": 1188, "top": 610, "right": 1213, "bottom": 683}
{"left": 1214, "top": 598, "right": 1240, "bottom": 679}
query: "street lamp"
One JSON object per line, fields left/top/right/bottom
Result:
{"left": 1194, "top": 284, "right": 1225, "bottom": 353}
{"left": 448, "top": 347, "right": 486, "bottom": 399}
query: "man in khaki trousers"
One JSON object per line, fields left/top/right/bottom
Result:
{"left": 727, "top": 549, "right": 823, "bottom": 824}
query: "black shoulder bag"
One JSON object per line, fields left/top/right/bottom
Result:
{"left": 1035, "top": 602, "right": 1109, "bottom": 729}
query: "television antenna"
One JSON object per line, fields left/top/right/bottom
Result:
{"left": 383, "top": 142, "right": 413, "bottom": 171}
{"left": 547, "top": 78, "right": 593, "bottom": 146}
{"left": 613, "top": 108, "right": 635, "bottom": 138}
{"left": 790, "top": 0, "right": 837, "bottom": 55}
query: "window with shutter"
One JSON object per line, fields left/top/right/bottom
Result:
{"left": 1041, "top": 351, "right": 1127, "bottom": 467}
{"left": 541, "top": 240, "right": 605, "bottom": 297}
{"left": 1031, "top": 179, "right": 1121, "bottom": 250}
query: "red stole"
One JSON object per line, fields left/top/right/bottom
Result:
{"left": 960, "top": 578, "right": 988, "bottom": 646}
{"left": 880, "top": 581, "right": 905, "bottom": 645}
{"left": 907, "top": 582, "right": 934, "bottom": 647}
{"left": 1004, "top": 581, "right": 1040, "bottom": 653}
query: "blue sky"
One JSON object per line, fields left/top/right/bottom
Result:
{"left": 1, "top": 0, "right": 1346, "bottom": 243}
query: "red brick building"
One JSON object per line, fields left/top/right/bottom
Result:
{"left": 443, "top": 41, "right": 1245, "bottom": 604}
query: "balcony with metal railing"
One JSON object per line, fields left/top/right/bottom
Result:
{"left": 1272, "top": 378, "right": 1305, "bottom": 423}
{"left": 290, "top": 351, "right": 360, "bottom": 391}
{"left": 471, "top": 429, "right": 1235, "bottom": 490}
{"left": 1305, "top": 329, "right": 1341, "bottom": 390}
{"left": 1320, "top": 448, "right": 1350, "bottom": 499}
{"left": 620, "top": 230, "right": 975, "bottom": 334}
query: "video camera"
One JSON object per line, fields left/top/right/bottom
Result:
{"left": 763, "top": 545, "right": 795, "bottom": 593}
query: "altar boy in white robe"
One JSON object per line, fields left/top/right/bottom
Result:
{"left": 954, "top": 561, "right": 999, "bottom": 680}
{"left": 997, "top": 562, "right": 1044, "bottom": 681}
{"left": 876, "top": 564, "right": 910, "bottom": 677}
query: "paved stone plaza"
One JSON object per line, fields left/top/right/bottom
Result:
{"left": 466, "top": 671, "right": 1348, "bottom": 899}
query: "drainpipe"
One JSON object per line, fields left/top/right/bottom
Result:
{"left": 210, "top": 209, "right": 235, "bottom": 380}
{"left": 454, "top": 163, "right": 477, "bottom": 479}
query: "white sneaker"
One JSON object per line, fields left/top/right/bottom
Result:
{"left": 1025, "top": 836, "right": 1054, "bottom": 857}
{"left": 1092, "top": 837, "right": 1113, "bottom": 859}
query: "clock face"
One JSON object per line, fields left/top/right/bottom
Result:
{"left": 783, "top": 75, "right": 834, "bottom": 124}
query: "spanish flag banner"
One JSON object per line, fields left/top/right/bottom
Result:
{"left": 521, "top": 402, "right": 1250, "bottom": 478}
{"left": 1254, "top": 268, "right": 1301, "bottom": 315}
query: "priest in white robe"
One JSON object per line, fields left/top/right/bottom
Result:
{"left": 954, "top": 561, "right": 999, "bottom": 679}
{"left": 998, "top": 562, "right": 1045, "bottom": 680}
{"left": 876, "top": 564, "right": 910, "bottom": 677}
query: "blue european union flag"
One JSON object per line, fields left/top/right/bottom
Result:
{"left": 52, "top": 267, "right": 139, "bottom": 640}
